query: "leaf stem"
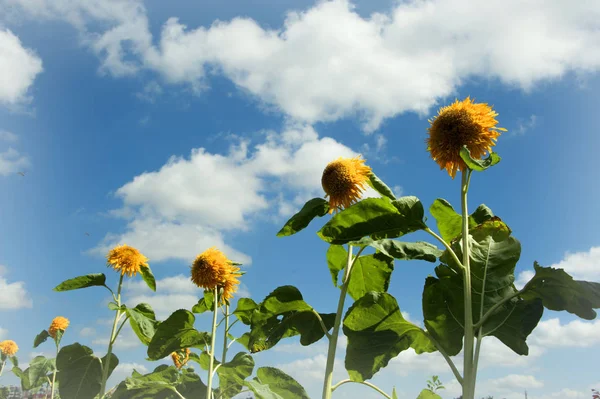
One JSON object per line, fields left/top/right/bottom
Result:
{"left": 0, "top": 360, "right": 5, "bottom": 377}
{"left": 112, "top": 315, "right": 130, "bottom": 345}
{"left": 424, "top": 228, "right": 465, "bottom": 271}
{"left": 99, "top": 273, "right": 124, "bottom": 398}
{"left": 461, "top": 169, "right": 475, "bottom": 399}
{"left": 50, "top": 340, "right": 59, "bottom": 399}
{"left": 312, "top": 309, "right": 332, "bottom": 339}
{"left": 424, "top": 332, "right": 463, "bottom": 385}
{"left": 206, "top": 287, "right": 219, "bottom": 399}
{"left": 222, "top": 304, "right": 229, "bottom": 364}
{"left": 473, "top": 289, "right": 523, "bottom": 329}
{"left": 331, "top": 379, "right": 392, "bottom": 399}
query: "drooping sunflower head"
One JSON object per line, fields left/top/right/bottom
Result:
{"left": 171, "top": 348, "right": 190, "bottom": 369}
{"left": 190, "top": 247, "right": 242, "bottom": 303}
{"left": 107, "top": 244, "right": 149, "bottom": 277}
{"left": 0, "top": 340, "right": 18, "bottom": 357}
{"left": 48, "top": 316, "right": 70, "bottom": 339}
{"left": 321, "top": 156, "right": 372, "bottom": 214}
{"left": 426, "top": 97, "right": 506, "bottom": 178}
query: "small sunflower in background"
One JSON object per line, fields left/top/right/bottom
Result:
{"left": 426, "top": 97, "right": 506, "bottom": 178}
{"left": 321, "top": 156, "right": 372, "bottom": 213}
{"left": 0, "top": 340, "right": 18, "bottom": 357}
{"left": 190, "top": 247, "right": 242, "bottom": 303}
{"left": 107, "top": 244, "right": 149, "bottom": 277}
{"left": 48, "top": 316, "right": 70, "bottom": 339}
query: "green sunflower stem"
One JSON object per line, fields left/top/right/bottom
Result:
{"left": 322, "top": 244, "right": 355, "bottom": 399}
{"left": 50, "top": 340, "right": 59, "bottom": 399}
{"left": 0, "top": 360, "right": 5, "bottom": 377}
{"left": 222, "top": 303, "right": 229, "bottom": 364}
{"left": 99, "top": 273, "right": 124, "bottom": 398}
{"left": 461, "top": 169, "right": 476, "bottom": 399}
{"left": 207, "top": 287, "right": 219, "bottom": 399}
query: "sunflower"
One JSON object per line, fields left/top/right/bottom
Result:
{"left": 0, "top": 340, "right": 18, "bottom": 357}
{"left": 426, "top": 97, "right": 506, "bottom": 178}
{"left": 171, "top": 348, "right": 190, "bottom": 369}
{"left": 190, "top": 247, "right": 241, "bottom": 304}
{"left": 321, "top": 156, "right": 372, "bottom": 214}
{"left": 48, "top": 316, "right": 70, "bottom": 339}
{"left": 107, "top": 244, "right": 149, "bottom": 277}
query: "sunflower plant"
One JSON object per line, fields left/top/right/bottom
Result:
{"left": 262, "top": 97, "right": 600, "bottom": 399}
{"left": 0, "top": 340, "right": 19, "bottom": 378}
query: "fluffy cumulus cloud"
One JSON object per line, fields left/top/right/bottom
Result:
{"left": 91, "top": 125, "right": 377, "bottom": 264}
{"left": 530, "top": 318, "right": 600, "bottom": 348}
{"left": 0, "top": 265, "right": 32, "bottom": 309}
{"left": 4, "top": 0, "right": 600, "bottom": 130}
{"left": 0, "top": 29, "right": 43, "bottom": 105}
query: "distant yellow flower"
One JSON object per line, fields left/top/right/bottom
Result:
{"left": 321, "top": 156, "right": 372, "bottom": 214}
{"left": 0, "top": 340, "right": 18, "bottom": 357}
{"left": 107, "top": 244, "right": 149, "bottom": 277}
{"left": 49, "top": 316, "right": 70, "bottom": 339}
{"left": 190, "top": 247, "right": 241, "bottom": 304}
{"left": 171, "top": 348, "right": 190, "bottom": 369}
{"left": 426, "top": 97, "right": 506, "bottom": 178}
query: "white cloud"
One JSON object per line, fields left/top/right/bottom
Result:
{"left": 513, "top": 114, "right": 538, "bottom": 136}
{"left": 92, "top": 326, "right": 141, "bottom": 349}
{"left": 0, "top": 326, "right": 7, "bottom": 339}
{"left": 530, "top": 318, "right": 600, "bottom": 348}
{"left": 79, "top": 327, "right": 96, "bottom": 337}
{"left": 487, "top": 374, "right": 544, "bottom": 391}
{"left": 0, "top": 131, "right": 18, "bottom": 142}
{"left": 135, "top": 81, "right": 162, "bottom": 103}
{"left": 0, "top": 29, "right": 43, "bottom": 106}
{"left": 91, "top": 125, "right": 372, "bottom": 264}
{"left": 0, "top": 147, "right": 30, "bottom": 176}
{"left": 0, "top": 265, "right": 33, "bottom": 309}
{"left": 5, "top": 0, "right": 600, "bottom": 131}
{"left": 112, "top": 362, "right": 149, "bottom": 380}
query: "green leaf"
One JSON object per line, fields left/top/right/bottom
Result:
{"left": 53, "top": 273, "right": 107, "bottom": 292}
{"left": 392, "top": 387, "right": 398, "bottom": 399}
{"left": 347, "top": 253, "right": 394, "bottom": 300}
{"left": 147, "top": 309, "right": 211, "bottom": 360}
{"left": 317, "top": 197, "right": 426, "bottom": 245}
{"left": 233, "top": 298, "right": 259, "bottom": 324}
{"left": 359, "top": 239, "right": 443, "bottom": 263}
{"left": 101, "top": 353, "right": 119, "bottom": 380}
{"left": 192, "top": 290, "right": 216, "bottom": 314}
{"left": 430, "top": 199, "right": 495, "bottom": 242}
{"left": 343, "top": 292, "right": 435, "bottom": 381}
{"left": 277, "top": 198, "right": 329, "bottom": 237}
{"left": 13, "top": 356, "right": 55, "bottom": 391}
{"left": 216, "top": 352, "right": 255, "bottom": 399}
{"left": 236, "top": 333, "right": 251, "bottom": 350}
{"left": 416, "top": 389, "right": 442, "bottom": 399}
{"left": 9, "top": 356, "right": 18, "bottom": 367}
{"left": 56, "top": 343, "right": 103, "bottom": 399}
{"left": 520, "top": 262, "right": 600, "bottom": 320}
{"left": 188, "top": 351, "right": 219, "bottom": 371}
{"left": 460, "top": 146, "right": 501, "bottom": 171}
{"left": 246, "top": 367, "right": 310, "bottom": 399}
{"left": 327, "top": 245, "right": 347, "bottom": 287}
{"left": 33, "top": 330, "right": 50, "bottom": 348}
{"left": 367, "top": 172, "right": 396, "bottom": 200}
{"left": 140, "top": 265, "right": 157, "bottom": 292}
{"left": 111, "top": 365, "right": 203, "bottom": 399}
{"left": 127, "top": 303, "right": 159, "bottom": 346}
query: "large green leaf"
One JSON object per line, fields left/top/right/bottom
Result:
{"left": 127, "top": 303, "right": 159, "bottom": 345}
{"left": 423, "top": 219, "right": 543, "bottom": 357}
{"left": 192, "top": 290, "right": 215, "bottom": 314}
{"left": 317, "top": 197, "right": 426, "bottom": 245}
{"left": 140, "top": 265, "right": 157, "bottom": 292}
{"left": 53, "top": 274, "right": 106, "bottom": 292}
{"left": 33, "top": 330, "right": 50, "bottom": 348}
{"left": 246, "top": 367, "right": 310, "bottom": 399}
{"left": 277, "top": 198, "right": 329, "bottom": 237}
{"left": 147, "top": 310, "right": 211, "bottom": 360}
{"left": 343, "top": 292, "right": 435, "bottom": 381}
{"left": 460, "top": 146, "right": 501, "bottom": 171}
{"left": 233, "top": 298, "right": 259, "bottom": 324}
{"left": 13, "top": 356, "right": 55, "bottom": 391}
{"left": 429, "top": 199, "right": 494, "bottom": 243}
{"left": 520, "top": 262, "right": 600, "bottom": 320}
{"left": 247, "top": 286, "right": 333, "bottom": 352}
{"left": 364, "top": 240, "right": 443, "bottom": 263}
{"left": 367, "top": 172, "right": 396, "bottom": 200}
{"left": 216, "top": 352, "right": 255, "bottom": 399}
{"left": 101, "top": 353, "right": 119, "bottom": 380}
{"left": 327, "top": 245, "right": 348, "bottom": 287}
{"left": 56, "top": 343, "right": 103, "bottom": 399}
{"left": 347, "top": 253, "right": 394, "bottom": 300}
{"left": 111, "top": 365, "right": 205, "bottom": 399}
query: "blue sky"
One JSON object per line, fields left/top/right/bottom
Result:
{"left": 0, "top": 0, "right": 600, "bottom": 398}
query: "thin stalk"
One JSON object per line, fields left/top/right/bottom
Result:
{"left": 461, "top": 169, "right": 475, "bottom": 399}
{"left": 312, "top": 309, "right": 332, "bottom": 339}
{"left": 425, "top": 332, "right": 463, "bottom": 385}
{"left": 321, "top": 245, "right": 365, "bottom": 399}
{"left": 50, "top": 340, "right": 59, "bottom": 399}
{"left": 474, "top": 288, "right": 525, "bottom": 330}
{"left": 99, "top": 274, "right": 124, "bottom": 398}
{"left": 0, "top": 360, "right": 5, "bottom": 377}
{"left": 206, "top": 288, "right": 219, "bottom": 399}
{"left": 221, "top": 304, "right": 229, "bottom": 364}
{"left": 331, "top": 379, "right": 392, "bottom": 399}
{"left": 424, "top": 227, "right": 465, "bottom": 271}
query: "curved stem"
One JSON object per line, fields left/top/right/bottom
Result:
{"left": 312, "top": 309, "right": 332, "bottom": 339}
{"left": 424, "top": 228, "right": 465, "bottom": 271}
{"left": 461, "top": 170, "right": 475, "bottom": 399}
{"left": 206, "top": 288, "right": 219, "bottom": 399}
{"left": 222, "top": 304, "right": 229, "bottom": 364}
{"left": 331, "top": 379, "right": 392, "bottom": 399}
{"left": 474, "top": 289, "right": 524, "bottom": 330}
{"left": 50, "top": 340, "right": 59, "bottom": 399}
{"left": 425, "top": 332, "right": 463, "bottom": 385}
{"left": 99, "top": 274, "right": 124, "bottom": 398}
{"left": 112, "top": 315, "right": 130, "bottom": 345}
{"left": 0, "top": 360, "right": 5, "bottom": 377}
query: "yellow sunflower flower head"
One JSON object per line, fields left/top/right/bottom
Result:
{"left": 426, "top": 97, "right": 506, "bottom": 178}
{"left": 107, "top": 244, "right": 149, "bottom": 277}
{"left": 48, "top": 316, "right": 70, "bottom": 339}
{"left": 0, "top": 340, "right": 19, "bottom": 357}
{"left": 190, "top": 247, "right": 242, "bottom": 304}
{"left": 171, "top": 348, "right": 190, "bottom": 369}
{"left": 321, "top": 156, "right": 372, "bottom": 214}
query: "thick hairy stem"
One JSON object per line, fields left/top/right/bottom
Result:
{"left": 206, "top": 288, "right": 219, "bottom": 399}
{"left": 99, "top": 274, "right": 124, "bottom": 398}
{"left": 331, "top": 379, "right": 392, "bottom": 399}
{"left": 461, "top": 170, "right": 475, "bottom": 399}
